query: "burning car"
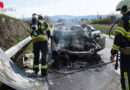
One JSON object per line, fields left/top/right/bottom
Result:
{"left": 51, "top": 23, "right": 106, "bottom": 69}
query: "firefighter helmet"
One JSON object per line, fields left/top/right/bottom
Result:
{"left": 38, "top": 15, "right": 45, "bottom": 23}
{"left": 32, "top": 13, "right": 38, "bottom": 20}
{"left": 116, "top": 0, "right": 130, "bottom": 14}
{"left": 38, "top": 15, "right": 44, "bottom": 20}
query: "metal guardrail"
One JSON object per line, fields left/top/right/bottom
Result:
{"left": 0, "top": 36, "right": 48, "bottom": 90}
{"left": 5, "top": 36, "right": 32, "bottom": 58}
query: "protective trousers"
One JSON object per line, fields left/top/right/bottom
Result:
{"left": 33, "top": 41, "right": 48, "bottom": 77}
{"left": 120, "top": 54, "right": 130, "bottom": 90}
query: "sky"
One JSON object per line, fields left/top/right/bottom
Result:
{"left": 0, "top": 0, "right": 120, "bottom": 18}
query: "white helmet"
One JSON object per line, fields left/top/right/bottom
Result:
{"left": 32, "top": 13, "right": 38, "bottom": 20}
{"left": 116, "top": 0, "right": 130, "bottom": 13}
{"left": 38, "top": 15, "right": 45, "bottom": 23}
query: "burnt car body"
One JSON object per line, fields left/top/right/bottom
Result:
{"left": 51, "top": 23, "right": 106, "bottom": 69}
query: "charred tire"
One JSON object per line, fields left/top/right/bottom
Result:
{"left": 52, "top": 51, "right": 71, "bottom": 69}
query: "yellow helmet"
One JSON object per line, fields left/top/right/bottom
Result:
{"left": 116, "top": 0, "right": 130, "bottom": 13}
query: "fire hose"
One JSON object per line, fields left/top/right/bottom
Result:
{"left": 108, "top": 19, "right": 120, "bottom": 70}
{"left": 108, "top": 19, "right": 119, "bottom": 39}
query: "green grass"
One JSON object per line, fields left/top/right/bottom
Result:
{"left": 101, "top": 30, "right": 115, "bottom": 35}
{"left": 0, "top": 14, "right": 31, "bottom": 50}
{"left": 92, "top": 24, "right": 117, "bottom": 35}
{"left": 16, "top": 37, "right": 23, "bottom": 42}
{"left": 93, "top": 24, "right": 117, "bottom": 30}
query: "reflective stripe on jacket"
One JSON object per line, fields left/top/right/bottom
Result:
{"left": 33, "top": 65, "right": 39, "bottom": 69}
{"left": 41, "top": 64, "right": 48, "bottom": 69}
{"left": 116, "top": 26, "right": 130, "bottom": 38}
{"left": 111, "top": 15, "right": 130, "bottom": 55}
{"left": 32, "top": 34, "right": 48, "bottom": 40}
{"left": 112, "top": 44, "right": 120, "bottom": 51}
{"left": 31, "top": 20, "right": 50, "bottom": 42}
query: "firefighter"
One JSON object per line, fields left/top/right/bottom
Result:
{"left": 110, "top": 0, "right": 130, "bottom": 90}
{"left": 30, "top": 14, "right": 50, "bottom": 78}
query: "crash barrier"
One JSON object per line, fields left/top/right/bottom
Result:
{"left": 5, "top": 36, "right": 32, "bottom": 58}
{"left": 0, "top": 36, "right": 48, "bottom": 90}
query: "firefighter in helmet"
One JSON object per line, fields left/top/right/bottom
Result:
{"left": 110, "top": 0, "right": 130, "bottom": 89}
{"left": 30, "top": 14, "right": 50, "bottom": 78}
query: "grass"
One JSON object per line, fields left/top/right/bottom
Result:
{"left": 101, "top": 30, "right": 115, "bottom": 35}
{"left": 92, "top": 24, "right": 117, "bottom": 35}
{"left": 93, "top": 24, "right": 117, "bottom": 30}
{"left": 16, "top": 37, "right": 24, "bottom": 42}
{"left": 0, "top": 13, "right": 31, "bottom": 50}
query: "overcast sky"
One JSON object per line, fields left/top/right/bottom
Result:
{"left": 1, "top": 0, "right": 120, "bottom": 18}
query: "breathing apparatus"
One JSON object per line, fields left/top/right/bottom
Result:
{"left": 31, "top": 14, "right": 45, "bottom": 36}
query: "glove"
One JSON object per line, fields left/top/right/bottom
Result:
{"left": 48, "top": 41, "right": 50, "bottom": 45}
{"left": 110, "top": 55, "right": 115, "bottom": 62}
